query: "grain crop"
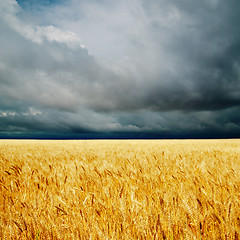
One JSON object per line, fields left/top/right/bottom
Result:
{"left": 0, "top": 139, "right": 240, "bottom": 239}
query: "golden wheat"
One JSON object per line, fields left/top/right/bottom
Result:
{"left": 0, "top": 139, "right": 240, "bottom": 239}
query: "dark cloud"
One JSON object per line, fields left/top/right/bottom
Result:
{"left": 0, "top": 0, "right": 240, "bottom": 138}
{"left": 136, "top": 0, "right": 240, "bottom": 112}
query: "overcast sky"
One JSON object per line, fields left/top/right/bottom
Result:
{"left": 0, "top": 0, "right": 240, "bottom": 139}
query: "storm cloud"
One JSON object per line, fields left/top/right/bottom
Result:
{"left": 0, "top": 0, "right": 240, "bottom": 138}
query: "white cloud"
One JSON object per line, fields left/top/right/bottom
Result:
{"left": 0, "top": 0, "right": 84, "bottom": 48}
{"left": 35, "top": 25, "right": 85, "bottom": 48}
{"left": 23, "top": 107, "right": 42, "bottom": 116}
{"left": 0, "top": 111, "right": 16, "bottom": 117}
{"left": 0, "top": 107, "right": 42, "bottom": 117}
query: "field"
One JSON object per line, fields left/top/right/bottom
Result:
{"left": 0, "top": 139, "right": 240, "bottom": 239}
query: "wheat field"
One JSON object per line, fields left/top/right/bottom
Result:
{"left": 0, "top": 139, "right": 240, "bottom": 239}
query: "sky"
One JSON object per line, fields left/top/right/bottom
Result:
{"left": 0, "top": 0, "right": 240, "bottom": 139}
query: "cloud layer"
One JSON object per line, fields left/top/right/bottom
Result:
{"left": 0, "top": 0, "right": 240, "bottom": 138}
